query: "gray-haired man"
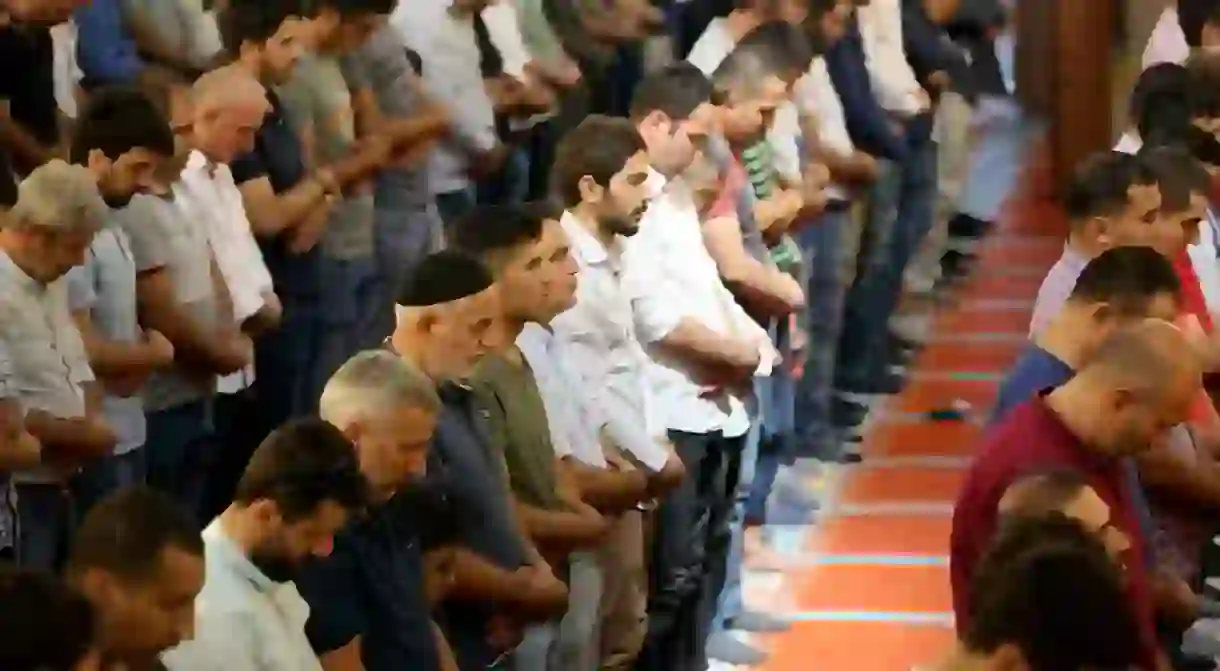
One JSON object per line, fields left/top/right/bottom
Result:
{"left": 0, "top": 160, "right": 118, "bottom": 569}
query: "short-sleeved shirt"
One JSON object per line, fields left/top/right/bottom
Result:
{"left": 950, "top": 397, "right": 1159, "bottom": 669}
{"left": 114, "top": 193, "right": 218, "bottom": 412}
{"left": 348, "top": 25, "right": 431, "bottom": 210}
{"left": 229, "top": 90, "right": 321, "bottom": 300}
{"left": 296, "top": 500, "right": 440, "bottom": 670}
{"left": 470, "top": 352, "right": 565, "bottom": 511}
{"left": 120, "top": 0, "right": 220, "bottom": 70}
{"left": 429, "top": 383, "right": 529, "bottom": 668}
{"left": 0, "top": 250, "right": 94, "bottom": 482}
{"left": 278, "top": 53, "right": 374, "bottom": 260}
{"left": 65, "top": 226, "right": 145, "bottom": 454}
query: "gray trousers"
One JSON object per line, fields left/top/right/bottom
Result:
{"left": 515, "top": 551, "right": 604, "bottom": 670}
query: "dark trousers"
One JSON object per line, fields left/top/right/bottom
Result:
{"left": 637, "top": 430, "right": 743, "bottom": 671}
{"left": 145, "top": 400, "right": 213, "bottom": 523}
{"left": 200, "top": 390, "right": 264, "bottom": 522}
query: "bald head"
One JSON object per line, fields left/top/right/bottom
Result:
{"left": 1081, "top": 318, "right": 1201, "bottom": 392}
{"left": 192, "top": 66, "right": 269, "bottom": 117}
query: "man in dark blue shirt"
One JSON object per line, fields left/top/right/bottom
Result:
{"left": 391, "top": 251, "right": 569, "bottom": 669}
{"left": 209, "top": 0, "right": 338, "bottom": 520}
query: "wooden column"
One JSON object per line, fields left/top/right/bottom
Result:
{"left": 1016, "top": 0, "right": 1116, "bottom": 195}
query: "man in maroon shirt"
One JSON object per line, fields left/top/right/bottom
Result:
{"left": 950, "top": 319, "right": 1201, "bottom": 670}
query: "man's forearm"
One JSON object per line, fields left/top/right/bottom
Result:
{"left": 657, "top": 318, "right": 758, "bottom": 371}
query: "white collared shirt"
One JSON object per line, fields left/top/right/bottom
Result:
{"left": 795, "top": 56, "right": 852, "bottom": 200}
{"left": 517, "top": 323, "right": 607, "bottom": 468}
{"left": 857, "top": 0, "right": 926, "bottom": 115}
{"left": 621, "top": 173, "right": 767, "bottom": 438}
{"left": 549, "top": 212, "right": 668, "bottom": 471}
{"left": 1190, "top": 209, "right": 1220, "bottom": 322}
{"left": 162, "top": 522, "right": 321, "bottom": 671}
{"left": 173, "top": 150, "right": 271, "bottom": 393}
{"left": 391, "top": 1, "right": 498, "bottom": 194}
{"left": 1143, "top": 7, "right": 1190, "bottom": 69}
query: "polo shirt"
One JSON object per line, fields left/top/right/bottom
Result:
{"left": 296, "top": 500, "right": 439, "bottom": 670}
{"left": 950, "top": 397, "right": 1159, "bottom": 669}
{"left": 470, "top": 351, "right": 564, "bottom": 511}
{"left": 429, "top": 382, "right": 529, "bottom": 669}
{"left": 230, "top": 90, "right": 321, "bottom": 300}
{"left": 65, "top": 226, "right": 145, "bottom": 455}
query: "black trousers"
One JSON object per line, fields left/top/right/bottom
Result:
{"left": 637, "top": 429, "right": 744, "bottom": 671}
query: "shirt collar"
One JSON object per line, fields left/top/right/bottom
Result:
{"left": 0, "top": 248, "right": 45, "bottom": 294}
{"left": 560, "top": 209, "right": 610, "bottom": 266}
{"left": 202, "top": 520, "right": 278, "bottom": 593}
{"left": 185, "top": 149, "right": 220, "bottom": 178}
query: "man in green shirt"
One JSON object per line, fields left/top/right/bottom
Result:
{"left": 453, "top": 201, "right": 639, "bottom": 671}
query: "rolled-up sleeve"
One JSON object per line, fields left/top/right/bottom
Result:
{"left": 74, "top": 0, "right": 144, "bottom": 85}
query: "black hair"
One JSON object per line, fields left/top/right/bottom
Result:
{"left": 397, "top": 250, "right": 494, "bottom": 307}
{"left": 1062, "top": 151, "right": 1156, "bottom": 227}
{"left": 233, "top": 417, "right": 371, "bottom": 521}
{"left": 1067, "top": 245, "right": 1182, "bottom": 314}
{"left": 964, "top": 513, "right": 1141, "bottom": 670}
{"left": 999, "top": 469, "right": 1093, "bottom": 518}
{"left": 448, "top": 201, "right": 562, "bottom": 270}
{"left": 630, "top": 62, "right": 715, "bottom": 121}
{"left": 217, "top": 0, "right": 316, "bottom": 56}
{"left": 1130, "top": 63, "right": 1192, "bottom": 146}
{"left": 551, "top": 115, "right": 647, "bottom": 207}
{"left": 67, "top": 486, "right": 204, "bottom": 582}
{"left": 714, "top": 20, "right": 814, "bottom": 96}
{"left": 0, "top": 566, "right": 96, "bottom": 671}
{"left": 1178, "top": 0, "right": 1220, "bottom": 47}
{"left": 69, "top": 87, "right": 176, "bottom": 164}
{"left": 1139, "top": 143, "right": 1211, "bottom": 211}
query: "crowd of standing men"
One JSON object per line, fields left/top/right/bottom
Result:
{"left": 0, "top": 0, "right": 1025, "bottom": 669}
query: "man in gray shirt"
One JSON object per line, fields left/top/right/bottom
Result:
{"left": 0, "top": 161, "right": 117, "bottom": 569}
{"left": 277, "top": 0, "right": 393, "bottom": 389}
{"left": 347, "top": 23, "right": 447, "bottom": 346}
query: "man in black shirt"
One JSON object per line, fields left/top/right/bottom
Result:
{"left": 0, "top": 0, "right": 75, "bottom": 205}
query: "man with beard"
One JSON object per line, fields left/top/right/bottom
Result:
{"left": 301, "top": 350, "right": 451, "bottom": 670}
{"left": 388, "top": 250, "right": 570, "bottom": 670}
{"left": 0, "top": 160, "right": 116, "bottom": 569}
{"left": 951, "top": 320, "right": 1201, "bottom": 670}
{"left": 67, "top": 486, "right": 205, "bottom": 671}
{"left": 162, "top": 417, "right": 371, "bottom": 670}
{"left": 65, "top": 85, "right": 180, "bottom": 516}
{"left": 547, "top": 115, "right": 687, "bottom": 670}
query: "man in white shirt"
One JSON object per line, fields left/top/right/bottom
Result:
{"left": 173, "top": 67, "right": 280, "bottom": 520}
{"left": 548, "top": 116, "right": 691, "bottom": 670}
{"left": 390, "top": 0, "right": 507, "bottom": 228}
{"left": 162, "top": 418, "right": 370, "bottom": 671}
{"left": 626, "top": 64, "right": 775, "bottom": 671}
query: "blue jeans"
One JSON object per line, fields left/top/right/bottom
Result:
{"left": 73, "top": 448, "right": 147, "bottom": 517}
{"left": 477, "top": 144, "right": 530, "bottom": 206}
{"left": 436, "top": 188, "right": 476, "bottom": 244}
{"left": 365, "top": 204, "right": 440, "bottom": 348}
{"left": 713, "top": 395, "right": 762, "bottom": 634}
{"left": 314, "top": 254, "right": 378, "bottom": 398}
{"left": 795, "top": 208, "right": 851, "bottom": 455}
{"left": 836, "top": 143, "right": 939, "bottom": 391}
{"left": 14, "top": 482, "right": 74, "bottom": 569}
{"left": 145, "top": 400, "right": 213, "bottom": 522}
